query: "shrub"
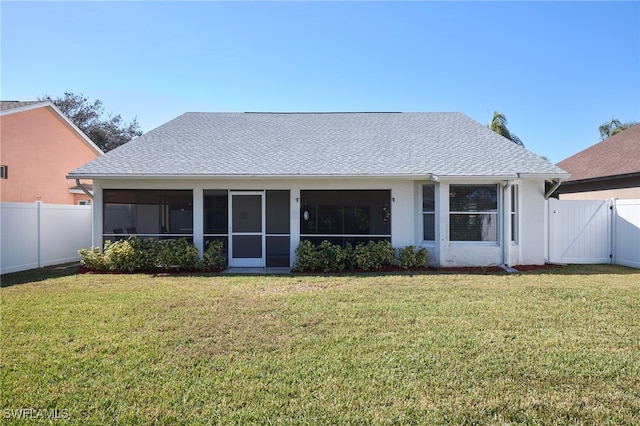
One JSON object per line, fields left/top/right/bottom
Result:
{"left": 317, "top": 240, "right": 346, "bottom": 272}
{"left": 78, "top": 237, "right": 214, "bottom": 273}
{"left": 78, "top": 246, "right": 107, "bottom": 271}
{"left": 353, "top": 242, "right": 375, "bottom": 271}
{"left": 289, "top": 240, "right": 420, "bottom": 273}
{"left": 370, "top": 241, "right": 395, "bottom": 269}
{"left": 353, "top": 241, "right": 394, "bottom": 271}
{"left": 397, "top": 245, "right": 428, "bottom": 269}
{"left": 102, "top": 239, "right": 137, "bottom": 272}
{"left": 202, "top": 240, "right": 227, "bottom": 270}
{"left": 127, "top": 237, "right": 161, "bottom": 270}
{"left": 342, "top": 243, "right": 355, "bottom": 270}
{"left": 293, "top": 240, "right": 319, "bottom": 272}
{"left": 155, "top": 238, "right": 200, "bottom": 270}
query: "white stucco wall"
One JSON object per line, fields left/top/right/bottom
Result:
{"left": 93, "top": 178, "right": 417, "bottom": 267}
{"left": 517, "top": 179, "right": 547, "bottom": 265}
{"left": 92, "top": 176, "right": 548, "bottom": 267}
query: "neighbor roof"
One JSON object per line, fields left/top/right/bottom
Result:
{"left": 0, "top": 100, "right": 48, "bottom": 112}
{"left": 557, "top": 124, "right": 640, "bottom": 182}
{"left": 68, "top": 112, "right": 567, "bottom": 179}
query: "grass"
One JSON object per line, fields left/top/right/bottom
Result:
{"left": 1, "top": 265, "right": 639, "bottom": 424}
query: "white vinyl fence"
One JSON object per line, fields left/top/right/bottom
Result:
{"left": 546, "top": 198, "right": 640, "bottom": 268}
{"left": 613, "top": 199, "right": 640, "bottom": 268}
{"left": 1, "top": 202, "right": 93, "bottom": 275}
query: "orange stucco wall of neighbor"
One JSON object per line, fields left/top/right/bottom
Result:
{"left": 0, "top": 107, "right": 99, "bottom": 204}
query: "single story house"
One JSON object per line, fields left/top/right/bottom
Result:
{"left": 67, "top": 112, "right": 569, "bottom": 269}
{"left": 556, "top": 124, "right": 640, "bottom": 200}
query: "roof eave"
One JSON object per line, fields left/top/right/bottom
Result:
{"left": 563, "top": 171, "right": 640, "bottom": 185}
{"left": 68, "top": 172, "right": 570, "bottom": 181}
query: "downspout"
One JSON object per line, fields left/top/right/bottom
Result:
{"left": 501, "top": 180, "right": 517, "bottom": 272}
{"left": 545, "top": 178, "right": 562, "bottom": 200}
{"left": 75, "top": 179, "right": 94, "bottom": 199}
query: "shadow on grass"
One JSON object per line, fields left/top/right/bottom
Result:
{"left": 1, "top": 263, "right": 81, "bottom": 288}
{"left": 2, "top": 264, "right": 637, "bottom": 287}
{"left": 293, "top": 264, "right": 639, "bottom": 278}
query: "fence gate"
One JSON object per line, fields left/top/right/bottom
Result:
{"left": 546, "top": 198, "right": 613, "bottom": 264}
{"left": 613, "top": 199, "right": 640, "bottom": 268}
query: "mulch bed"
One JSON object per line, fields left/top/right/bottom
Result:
{"left": 293, "top": 264, "right": 564, "bottom": 275}
{"left": 77, "top": 264, "right": 564, "bottom": 275}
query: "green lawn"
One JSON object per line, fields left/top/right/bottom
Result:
{"left": 1, "top": 265, "right": 639, "bottom": 424}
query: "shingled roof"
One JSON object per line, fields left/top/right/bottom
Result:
{"left": 68, "top": 112, "right": 567, "bottom": 179}
{"left": 557, "top": 124, "right": 640, "bottom": 182}
{"left": 0, "top": 100, "right": 48, "bottom": 112}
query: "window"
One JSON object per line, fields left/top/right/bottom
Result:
{"left": 103, "top": 190, "right": 193, "bottom": 242}
{"left": 0, "top": 165, "right": 7, "bottom": 179}
{"left": 300, "top": 190, "right": 391, "bottom": 246}
{"left": 449, "top": 184, "right": 498, "bottom": 242}
{"left": 422, "top": 184, "right": 435, "bottom": 241}
{"left": 78, "top": 200, "right": 91, "bottom": 205}
{"left": 510, "top": 185, "right": 518, "bottom": 243}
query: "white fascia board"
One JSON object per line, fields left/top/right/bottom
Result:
{"left": 432, "top": 175, "right": 520, "bottom": 182}
{"left": 46, "top": 103, "right": 105, "bottom": 156}
{"left": 516, "top": 172, "right": 571, "bottom": 180}
{"left": 67, "top": 173, "right": 436, "bottom": 180}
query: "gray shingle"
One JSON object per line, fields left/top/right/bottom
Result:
{"left": 68, "top": 112, "right": 568, "bottom": 178}
{"left": 0, "top": 100, "right": 48, "bottom": 112}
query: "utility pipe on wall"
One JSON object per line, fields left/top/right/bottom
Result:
{"left": 502, "top": 180, "right": 513, "bottom": 269}
{"left": 545, "top": 179, "right": 562, "bottom": 200}
{"left": 75, "top": 179, "right": 94, "bottom": 199}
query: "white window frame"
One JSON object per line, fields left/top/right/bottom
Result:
{"left": 449, "top": 184, "right": 499, "bottom": 243}
{"left": 510, "top": 185, "right": 518, "bottom": 244}
{"left": 422, "top": 183, "right": 436, "bottom": 242}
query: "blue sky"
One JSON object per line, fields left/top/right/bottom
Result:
{"left": 2, "top": 1, "right": 638, "bottom": 163}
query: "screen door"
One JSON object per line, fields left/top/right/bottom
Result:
{"left": 229, "top": 192, "right": 265, "bottom": 267}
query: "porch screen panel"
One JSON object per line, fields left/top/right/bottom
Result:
{"left": 103, "top": 189, "right": 193, "bottom": 243}
{"left": 266, "top": 190, "right": 290, "bottom": 267}
{"left": 204, "top": 190, "right": 229, "bottom": 262}
{"left": 300, "top": 190, "right": 391, "bottom": 246}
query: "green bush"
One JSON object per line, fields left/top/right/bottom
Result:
{"left": 156, "top": 238, "right": 200, "bottom": 270}
{"left": 290, "top": 240, "right": 426, "bottom": 273}
{"left": 293, "top": 240, "right": 319, "bottom": 272}
{"left": 317, "top": 240, "right": 346, "bottom": 272}
{"left": 103, "top": 239, "right": 137, "bottom": 272}
{"left": 353, "top": 242, "right": 375, "bottom": 271}
{"left": 354, "top": 241, "right": 395, "bottom": 271}
{"left": 127, "top": 237, "right": 161, "bottom": 270}
{"left": 78, "top": 237, "right": 220, "bottom": 273}
{"left": 370, "top": 241, "right": 395, "bottom": 269}
{"left": 78, "top": 246, "right": 107, "bottom": 271}
{"left": 202, "top": 240, "right": 227, "bottom": 270}
{"left": 397, "top": 245, "right": 428, "bottom": 269}
{"left": 342, "top": 243, "right": 355, "bottom": 270}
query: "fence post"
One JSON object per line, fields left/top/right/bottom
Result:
{"left": 610, "top": 198, "right": 617, "bottom": 265}
{"left": 36, "top": 201, "right": 43, "bottom": 268}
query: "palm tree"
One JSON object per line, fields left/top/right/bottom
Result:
{"left": 488, "top": 111, "right": 524, "bottom": 147}
{"left": 598, "top": 117, "right": 637, "bottom": 140}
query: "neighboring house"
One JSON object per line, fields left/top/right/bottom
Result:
{"left": 68, "top": 112, "right": 568, "bottom": 268}
{"left": 556, "top": 124, "right": 640, "bottom": 200}
{"left": 0, "top": 100, "right": 103, "bottom": 204}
